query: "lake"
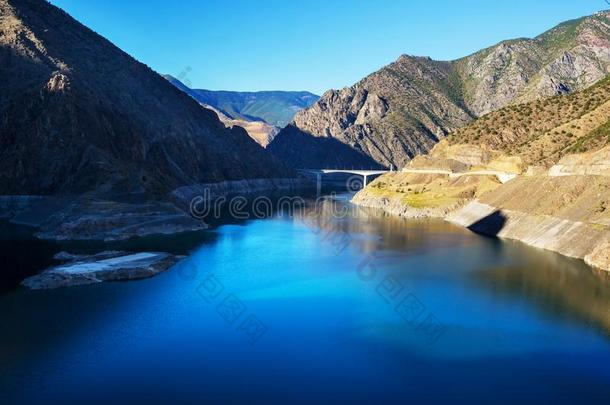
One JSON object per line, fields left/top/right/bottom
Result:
{"left": 1, "top": 194, "right": 610, "bottom": 402}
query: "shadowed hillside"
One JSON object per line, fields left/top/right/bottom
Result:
{"left": 0, "top": 0, "right": 290, "bottom": 196}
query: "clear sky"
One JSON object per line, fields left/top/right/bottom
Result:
{"left": 49, "top": 0, "right": 606, "bottom": 95}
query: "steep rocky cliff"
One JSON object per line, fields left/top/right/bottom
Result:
{"left": 0, "top": 0, "right": 291, "bottom": 196}
{"left": 270, "top": 11, "right": 610, "bottom": 169}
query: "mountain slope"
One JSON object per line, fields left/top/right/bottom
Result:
{"left": 0, "top": 0, "right": 290, "bottom": 196}
{"left": 164, "top": 75, "right": 318, "bottom": 127}
{"left": 193, "top": 89, "right": 319, "bottom": 128}
{"left": 269, "top": 56, "right": 472, "bottom": 169}
{"left": 269, "top": 11, "right": 610, "bottom": 169}
{"left": 163, "top": 75, "right": 280, "bottom": 147}
{"left": 449, "top": 75, "right": 610, "bottom": 166}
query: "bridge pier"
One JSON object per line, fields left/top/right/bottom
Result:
{"left": 363, "top": 175, "right": 368, "bottom": 188}
{"left": 316, "top": 173, "right": 321, "bottom": 196}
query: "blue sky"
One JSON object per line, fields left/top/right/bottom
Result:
{"left": 50, "top": 0, "right": 606, "bottom": 95}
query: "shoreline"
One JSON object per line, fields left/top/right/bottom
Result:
{"left": 352, "top": 181, "right": 610, "bottom": 273}
{"left": 0, "top": 177, "right": 315, "bottom": 242}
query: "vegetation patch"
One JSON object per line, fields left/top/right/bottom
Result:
{"left": 449, "top": 76, "right": 610, "bottom": 165}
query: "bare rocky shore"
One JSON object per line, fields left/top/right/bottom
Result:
{"left": 0, "top": 178, "right": 313, "bottom": 242}
{"left": 21, "top": 251, "right": 184, "bottom": 290}
{"left": 0, "top": 177, "right": 313, "bottom": 289}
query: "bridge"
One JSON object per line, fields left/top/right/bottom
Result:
{"left": 297, "top": 169, "right": 391, "bottom": 193}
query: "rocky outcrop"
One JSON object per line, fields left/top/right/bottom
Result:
{"left": 586, "top": 242, "right": 610, "bottom": 271}
{"left": 270, "top": 11, "right": 610, "bottom": 169}
{"left": 21, "top": 251, "right": 182, "bottom": 289}
{"left": 46, "top": 72, "right": 70, "bottom": 92}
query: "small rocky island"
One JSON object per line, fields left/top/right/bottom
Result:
{"left": 21, "top": 251, "right": 183, "bottom": 290}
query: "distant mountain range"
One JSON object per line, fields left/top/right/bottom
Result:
{"left": 0, "top": 0, "right": 289, "bottom": 195}
{"left": 269, "top": 11, "right": 610, "bottom": 169}
{"left": 163, "top": 75, "right": 319, "bottom": 128}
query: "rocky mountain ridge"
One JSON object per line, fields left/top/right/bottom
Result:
{"left": 270, "top": 10, "right": 610, "bottom": 169}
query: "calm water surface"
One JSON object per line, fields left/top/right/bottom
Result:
{"left": 2, "top": 195, "right": 610, "bottom": 402}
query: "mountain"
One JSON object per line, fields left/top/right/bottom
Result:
{"left": 269, "top": 11, "right": 610, "bottom": 169}
{"left": 0, "top": 0, "right": 290, "bottom": 196}
{"left": 163, "top": 75, "right": 319, "bottom": 128}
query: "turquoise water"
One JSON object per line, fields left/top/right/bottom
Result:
{"left": 2, "top": 197, "right": 610, "bottom": 402}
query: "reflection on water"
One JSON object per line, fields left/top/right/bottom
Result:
{"left": 1, "top": 194, "right": 610, "bottom": 402}
{"left": 295, "top": 195, "right": 481, "bottom": 254}
{"left": 473, "top": 247, "right": 610, "bottom": 339}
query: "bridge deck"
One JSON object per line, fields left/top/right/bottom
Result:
{"left": 298, "top": 169, "right": 390, "bottom": 176}
{"left": 297, "top": 168, "right": 391, "bottom": 191}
